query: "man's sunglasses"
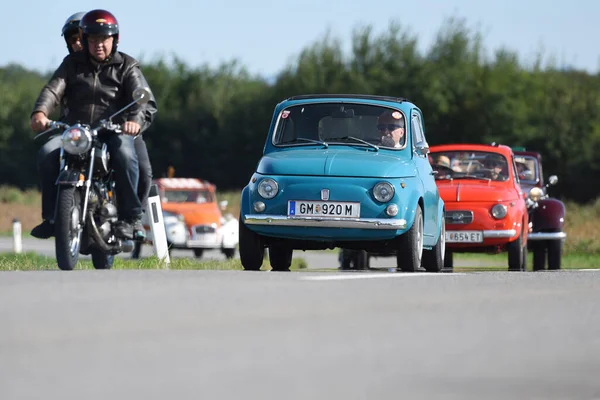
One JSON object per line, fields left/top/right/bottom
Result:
{"left": 68, "top": 35, "right": 81, "bottom": 45}
{"left": 377, "top": 124, "right": 403, "bottom": 132}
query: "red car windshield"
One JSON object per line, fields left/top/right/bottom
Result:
{"left": 429, "top": 151, "right": 510, "bottom": 182}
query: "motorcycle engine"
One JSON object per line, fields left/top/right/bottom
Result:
{"left": 97, "top": 202, "right": 118, "bottom": 240}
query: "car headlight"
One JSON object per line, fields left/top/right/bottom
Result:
{"left": 163, "top": 211, "right": 185, "bottom": 225}
{"left": 257, "top": 178, "right": 279, "bottom": 199}
{"left": 373, "top": 182, "right": 395, "bottom": 203}
{"left": 491, "top": 204, "right": 508, "bottom": 219}
{"left": 529, "top": 187, "right": 544, "bottom": 202}
{"left": 61, "top": 125, "right": 92, "bottom": 155}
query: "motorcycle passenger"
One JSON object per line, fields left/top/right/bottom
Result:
{"left": 61, "top": 12, "right": 86, "bottom": 54}
{"left": 30, "top": 9, "right": 158, "bottom": 240}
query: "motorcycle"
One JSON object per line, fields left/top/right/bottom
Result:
{"left": 34, "top": 87, "right": 152, "bottom": 271}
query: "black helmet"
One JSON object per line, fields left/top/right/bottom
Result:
{"left": 61, "top": 11, "right": 86, "bottom": 53}
{"left": 80, "top": 9, "right": 120, "bottom": 55}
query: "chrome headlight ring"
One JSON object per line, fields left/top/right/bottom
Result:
{"left": 491, "top": 204, "right": 508, "bottom": 219}
{"left": 61, "top": 124, "right": 92, "bottom": 155}
{"left": 528, "top": 187, "right": 544, "bottom": 202}
{"left": 373, "top": 181, "right": 395, "bottom": 203}
{"left": 257, "top": 178, "right": 279, "bottom": 199}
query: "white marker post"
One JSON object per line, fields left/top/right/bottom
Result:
{"left": 147, "top": 184, "right": 170, "bottom": 266}
{"left": 12, "top": 218, "right": 22, "bottom": 254}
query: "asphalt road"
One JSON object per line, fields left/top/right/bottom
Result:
{"left": 1, "top": 268, "right": 599, "bottom": 400}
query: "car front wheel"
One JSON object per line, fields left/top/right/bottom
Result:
{"left": 239, "top": 214, "right": 264, "bottom": 271}
{"left": 396, "top": 205, "right": 424, "bottom": 272}
{"left": 422, "top": 216, "right": 445, "bottom": 272}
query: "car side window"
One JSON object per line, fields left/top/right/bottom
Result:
{"left": 411, "top": 113, "right": 425, "bottom": 148}
{"left": 512, "top": 156, "right": 520, "bottom": 184}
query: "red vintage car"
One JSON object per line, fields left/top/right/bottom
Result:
{"left": 428, "top": 143, "right": 529, "bottom": 272}
{"left": 513, "top": 149, "right": 566, "bottom": 270}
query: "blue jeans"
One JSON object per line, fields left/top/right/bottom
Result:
{"left": 38, "top": 133, "right": 142, "bottom": 222}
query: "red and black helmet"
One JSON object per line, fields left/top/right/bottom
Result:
{"left": 79, "top": 9, "right": 120, "bottom": 55}
{"left": 61, "top": 11, "right": 86, "bottom": 53}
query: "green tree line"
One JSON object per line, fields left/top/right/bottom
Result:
{"left": 1, "top": 18, "right": 599, "bottom": 203}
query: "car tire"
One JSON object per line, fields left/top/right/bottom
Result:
{"left": 443, "top": 249, "right": 454, "bottom": 273}
{"left": 222, "top": 248, "right": 236, "bottom": 259}
{"left": 508, "top": 224, "right": 526, "bottom": 271}
{"left": 239, "top": 215, "right": 264, "bottom": 271}
{"left": 547, "top": 239, "right": 562, "bottom": 270}
{"left": 396, "top": 205, "right": 424, "bottom": 272}
{"left": 269, "top": 246, "right": 292, "bottom": 271}
{"left": 339, "top": 249, "right": 353, "bottom": 270}
{"left": 353, "top": 250, "right": 369, "bottom": 270}
{"left": 532, "top": 242, "right": 546, "bottom": 271}
{"left": 422, "top": 217, "right": 445, "bottom": 272}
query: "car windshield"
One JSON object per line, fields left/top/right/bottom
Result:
{"left": 429, "top": 150, "right": 510, "bottom": 182}
{"left": 273, "top": 102, "right": 407, "bottom": 149}
{"left": 162, "top": 189, "right": 214, "bottom": 203}
{"left": 514, "top": 155, "right": 539, "bottom": 184}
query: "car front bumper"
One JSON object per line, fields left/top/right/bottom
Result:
{"left": 527, "top": 232, "right": 567, "bottom": 241}
{"left": 243, "top": 214, "right": 407, "bottom": 230}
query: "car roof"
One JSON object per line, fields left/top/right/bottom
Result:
{"left": 155, "top": 178, "right": 214, "bottom": 190}
{"left": 286, "top": 94, "right": 409, "bottom": 103}
{"left": 513, "top": 150, "right": 542, "bottom": 159}
{"left": 277, "top": 93, "right": 417, "bottom": 111}
{"left": 429, "top": 143, "right": 514, "bottom": 157}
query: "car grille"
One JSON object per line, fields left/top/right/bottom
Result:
{"left": 445, "top": 210, "right": 474, "bottom": 224}
{"left": 194, "top": 225, "right": 216, "bottom": 234}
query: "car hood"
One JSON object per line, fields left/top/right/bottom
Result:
{"left": 161, "top": 203, "right": 222, "bottom": 226}
{"left": 437, "top": 182, "right": 519, "bottom": 202}
{"left": 257, "top": 148, "right": 416, "bottom": 178}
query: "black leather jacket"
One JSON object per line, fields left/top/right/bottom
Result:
{"left": 32, "top": 51, "right": 157, "bottom": 132}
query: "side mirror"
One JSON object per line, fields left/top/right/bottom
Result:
{"left": 416, "top": 145, "right": 429, "bottom": 156}
{"left": 219, "top": 200, "right": 228, "bottom": 211}
{"left": 132, "top": 87, "right": 152, "bottom": 105}
{"left": 548, "top": 175, "right": 558, "bottom": 186}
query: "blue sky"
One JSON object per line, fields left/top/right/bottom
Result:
{"left": 4, "top": 0, "right": 599, "bottom": 78}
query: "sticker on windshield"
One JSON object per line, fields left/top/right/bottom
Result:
{"left": 392, "top": 111, "right": 402, "bottom": 120}
{"left": 281, "top": 110, "right": 290, "bottom": 119}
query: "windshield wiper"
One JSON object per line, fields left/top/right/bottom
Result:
{"left": 454, "top": 175, "right": 491, "bottom": 182}
{"left": 280, "top": 138, "right": 328, "bottom": 148}
{"left": 326, "top": 136, "right": 379, "bottom": 151}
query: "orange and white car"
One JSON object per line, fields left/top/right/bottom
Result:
{"left": 134, "top": 178, "right": 238, "bottom": 259}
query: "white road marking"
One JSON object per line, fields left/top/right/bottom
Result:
{"left": 301, "top": 272, "right": 467, "bottom": 281}
{"left": 576, "top": 269, "right": 600, "bottom": 272}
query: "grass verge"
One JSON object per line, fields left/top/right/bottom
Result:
{"left": 0, "top": 252, "right": 308, "bottom": 271}
{"left": 453, "top": 252, "right": 600, "bottom": 271}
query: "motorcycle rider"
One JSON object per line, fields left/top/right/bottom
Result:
{"left": 30, "top": 9, "right": 157, "bottom": 240}
{"left": 40, "top": 11, "right": 155, "bottom": 240}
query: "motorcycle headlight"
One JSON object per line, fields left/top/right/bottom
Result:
{"left": 373, "top": 182, "right": 395, "bottom": 203}
{"left": 61, "top": 125, "right": 92, "bottom": 155}
{"left": 529, "top": 187, "right": 544, "bottom": 202}
{"left": 491, "top": 204, "right": 508, "bottom": 219}
{"left": 257, "top": 178, "right": 279, "bottom": 199}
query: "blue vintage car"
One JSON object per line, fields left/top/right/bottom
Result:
{"left": 239, "top": 94, "right": 446, "bottom": 272}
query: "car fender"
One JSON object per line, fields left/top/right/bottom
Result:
{"left": 531, "top": 198, "right": 566, "bottom": 232}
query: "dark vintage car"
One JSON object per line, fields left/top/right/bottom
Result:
{"left": 513, "top": 149, "right": 567, "bottom": 270}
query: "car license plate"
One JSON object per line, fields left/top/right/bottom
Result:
{"left": 446, "top": 230, "right": 483, "bottom": 243}
{"left": 288, "top": 200, "right": 360, "bottom": 218}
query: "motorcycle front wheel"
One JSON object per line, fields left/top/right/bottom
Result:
{"left": 55, "top": 187, "right": 83, "bottom": 271}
